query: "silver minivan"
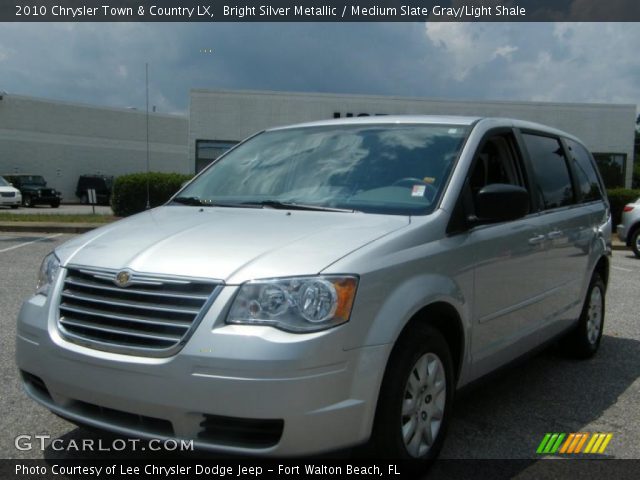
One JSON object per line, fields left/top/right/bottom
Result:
{"left": 16, "top": 116, "right": 611, "bottom": 460}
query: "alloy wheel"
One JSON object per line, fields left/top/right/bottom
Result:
{"left": 586, "top": 286, "right": 603, "bottom": 345}
{"left": 401, "top": 352, "right": 446, "bottom": 458}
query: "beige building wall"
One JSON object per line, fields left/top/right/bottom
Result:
{"left": 189, "top": 89, "right": 636, "bottom": 187}
{"left": 0, "top": 94, "right": 188, "bottom": 202}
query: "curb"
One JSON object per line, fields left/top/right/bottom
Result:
{"left": 0, "top": 222, "right": 103, "bottom": 234}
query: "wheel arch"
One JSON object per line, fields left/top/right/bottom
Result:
{"left": 593, "top": 254, "right": 610, "bottom": 289}
{"left": 626, "top": 221, "right": 640, "bottom": 247}
{"left": 395, "top": 301, "right": 466, "bottom": 384}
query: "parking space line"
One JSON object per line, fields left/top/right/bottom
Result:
{"left": 612, "top": 266, "right": 633, "bottom": 272}
{"left": 0, "top": 233, "right": 63, "bottom": 253}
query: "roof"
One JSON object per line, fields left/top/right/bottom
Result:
{"left": 266, "top": 115, "right": 581, "bottom": 141}
{"left": 268, "top": 115, "right": 481, "bottom": 130}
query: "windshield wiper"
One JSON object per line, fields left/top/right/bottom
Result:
{"left": 172, "top": 196, "right": 207, "bottom": 206}
{"left": 242, "top": 200, "right": 355, "bottom": 213}
{"left": 172, "top": 196, "right": 262, "bottom": 208}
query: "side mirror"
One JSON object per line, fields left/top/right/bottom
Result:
{"left": 473, "top": 183, "right": 530, "bottom": 223}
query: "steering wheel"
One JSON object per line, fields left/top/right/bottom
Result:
{"left": 391, "top": 177, "right": 437, "bottom": 202}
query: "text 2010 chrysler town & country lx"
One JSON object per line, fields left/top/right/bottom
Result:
{"left": 16, "top": 116, "right": 611, "bottom": 460}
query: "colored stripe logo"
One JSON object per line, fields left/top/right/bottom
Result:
{"left": 537, "top": 433, "right": 613, "bottom": 455}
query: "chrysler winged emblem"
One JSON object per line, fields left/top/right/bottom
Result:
{"left": 114, "top": 270, "right": 132, "bottom": 288}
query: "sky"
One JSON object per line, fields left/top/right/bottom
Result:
{"left": 0, "top": 22, "right": 638, "bottom": 116}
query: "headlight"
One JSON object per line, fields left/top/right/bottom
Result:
{"left": 36, "top": 252, "right": 60, "bottom": 296}
{"left": 226, "top": 276, "right": 358, "bottom": 333}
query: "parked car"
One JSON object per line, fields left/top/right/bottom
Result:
{"left": 2, "top": 174, "right": 61, "bottom": 208}
{"left": 76, "top": 174, "right": 114, "bottom": 205}
{"left": 617, "top": 197, "right": 640, "bottom": 258}
{"left": 16, "top": 116, "right": 611, "bottom": 461}
{"left": 0, "top": 176, "right": 22, "bottom": 209}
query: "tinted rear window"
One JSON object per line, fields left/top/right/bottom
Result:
{"left": 522, "top": 133, "right": 574, "bottom": 210}
{"left": 565, "top": 138, "right": 602, "bottom": 203}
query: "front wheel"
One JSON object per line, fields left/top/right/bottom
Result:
{"left": 631, "top": 229, "right": 640, "bottom": 258}
{"left": 22, "top": 195, "right": 32, "bottom": 208}
{"left": 562, "top": 273, "right": 605, "bottom": 358}
{"left": 50, "top": 201, "right": 60, "bottom": 208}
{"left": 370, "top": 325, "right": 454, "bottom": 461}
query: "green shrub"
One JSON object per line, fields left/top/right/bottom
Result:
{"left": 111, "top": 172, "right": 193, "bottom": 217}
{"left": 606, "top": 188, "right": 640, "bottom": 227}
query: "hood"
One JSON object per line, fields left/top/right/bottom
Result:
{"left": 56, "top": 206, "right": 409, "bottom": 283}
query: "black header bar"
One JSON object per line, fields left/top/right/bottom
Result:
{"left": 3, "top": 0, "right": 640, "bottom": 22}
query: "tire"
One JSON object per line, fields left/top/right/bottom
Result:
{"left": 562, "top": 273, "right": 606, "bottom": 359}
{"left": 10, "top": 205, "right": 18, "bottom": 209}
{"left": 22, "top": 195, "right": 32, "bottom": 208}
{"left": 50, "top": 201, "right": 60, "bottom": 208}
{"left": 631, "top": 228, "right": 640, "bottom": 259}
{"left": 369, "top": 324, "right": 454, "bottom": 461}
{"left": 80, "top": 194, "right": 88, "bottom": 205}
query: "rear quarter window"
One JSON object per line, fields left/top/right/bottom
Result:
{"left": 565, "top": 138, "right": 603, "bottom": 203}
{"left": 522, "top": 133, "right": 575, "bottom": 210}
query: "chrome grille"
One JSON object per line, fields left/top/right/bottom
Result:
{"left": 1, "top": 192, "right": 15, "bottom": 198}
{"left": 57, "top": 266, "right": 221, "bottom": 357}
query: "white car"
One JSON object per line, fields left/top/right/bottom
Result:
{"left": 617, "top": 197, "right": 640, "bottom": 258}
{"left": 0, "top": 176, "right": 21, "bottom": 209}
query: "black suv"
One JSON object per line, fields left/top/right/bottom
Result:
{"left": 76, "top": 175, "right": 113, "bottom": 205}
{"left": 2, "top": 174, "right": 61, "bottom": 208}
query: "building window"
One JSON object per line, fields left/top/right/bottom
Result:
{"left": 592, "top": 153, "right": 626, "bottom": 188}
{"left": 196, "top": 140, "right": 238, "bottom": 173}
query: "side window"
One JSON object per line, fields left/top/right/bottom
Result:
{"left": 468, "top": 132, "right": 527, "bottom": 213}
{"left": 565, "top": 138, "right": 603, "bottom": 203}
{"left": 522, "top": 133, "right": 574, "bottom": 210}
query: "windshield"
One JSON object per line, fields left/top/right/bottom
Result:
{"left": 0, "top": 177, "right": 8, "bottom": 187}
{"left": 177, "top": 123, "right": 469, "bottom": 215}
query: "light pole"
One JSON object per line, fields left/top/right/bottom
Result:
{"left": 145, "top": 62, "right": 151, "bottom": 210}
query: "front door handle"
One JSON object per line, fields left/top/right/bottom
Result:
{"left": 547, "top": 230, "right": 563, "bottom": 240}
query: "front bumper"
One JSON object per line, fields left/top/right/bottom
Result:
{"left": 0, "top": 195, "right": 21, "bottom": 206}
{"left": 30, "top": 194, "right": 60, "bottom": 205}
{"left": 15, "top": 287, "right": 389, "bottom": 456}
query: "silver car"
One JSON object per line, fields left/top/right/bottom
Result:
{"left": 617, "top": 197, "right": 640, "bottom": 258}
{"left": 16, "top": 116, "right": 611, "bottom": 460}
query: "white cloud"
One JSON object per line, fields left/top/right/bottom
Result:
{"left": 493, "top": 45, "right": 518, "bottom": 59}
{"left": 425, "top": 23, "right": 519, "bottom": 81}
{"left": 501, "top": 23, "right": 640, "bottom": 106}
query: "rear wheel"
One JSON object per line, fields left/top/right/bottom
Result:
{"left": 50, "top": 201, "right": 60, "bottom": 208}
{"left": 631, "top": 229, "right": 640, "bottom": 258}
{"left": 10, "top": 205, "right": 18, "bottom": 209}
{"left": 562, "top": 273, "right": 605, "bottom": 358}
{"left": 370, "top": 325, "right": 453, "bottom": 461}
{"left": 80, "top": 194, "right": 88, "bottom": 205}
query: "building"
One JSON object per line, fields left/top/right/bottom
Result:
{"left": 0, "top": 94, "right": 188, "bottom": 202}
{"left": 0, "top": 89, "right": 635, "bottom": 203}
{"left": 190, "top": 89, "right": 636, "bottom": 188}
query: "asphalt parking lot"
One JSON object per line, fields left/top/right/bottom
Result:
{"left": 1, "top": 233, "right": 639, "bottom": 464}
